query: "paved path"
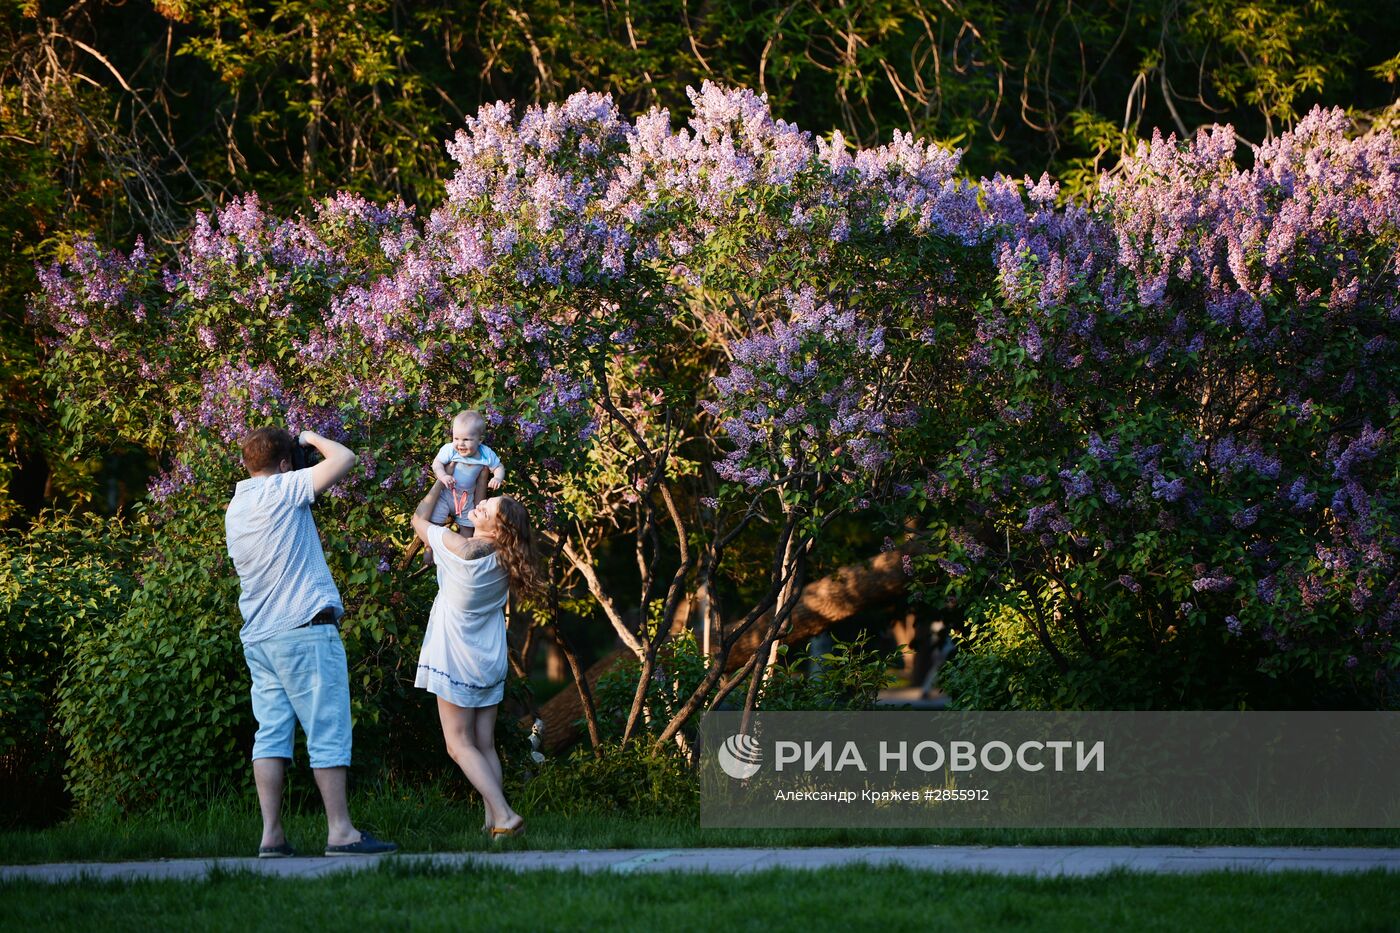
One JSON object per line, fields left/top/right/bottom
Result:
{"left": 4, "top": 846, "right": 1400, "bottom": 884}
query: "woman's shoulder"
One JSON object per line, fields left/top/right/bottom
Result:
{"left": 451, "top": 537, "right": 498, "bottom": 562}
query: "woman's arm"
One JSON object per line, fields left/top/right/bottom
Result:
{"left": 412, "top": 481, "right": 489, "bottom": 558}
{"left": 411, "top": 481, "right": 447, "bottom": 544}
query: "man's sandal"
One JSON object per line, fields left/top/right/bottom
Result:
{"left": 325, "top": 832, "right": 399, "bottom": 856}
{"left": 258, "top": 843, "right": 296, "bottom": 859}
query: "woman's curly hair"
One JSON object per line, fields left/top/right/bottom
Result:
{"left": 491, "top": 496, "right": 543, "bottom": 602}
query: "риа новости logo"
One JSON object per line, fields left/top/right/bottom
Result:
{"left": 718, "top": 733, "right": 762, "bottom": 779}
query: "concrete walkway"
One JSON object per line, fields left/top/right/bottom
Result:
{"left": 4, "top": 846, "right": 1400, "bottom": 884}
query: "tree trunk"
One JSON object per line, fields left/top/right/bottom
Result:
{"left": 524, "top": 545, "right": 916, "bottom": 752}
{"left": 303, "top": 19, "right": 322, "bottom": 186}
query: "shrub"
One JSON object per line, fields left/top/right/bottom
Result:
{"left": 590, "top": 632, "right": 709, "bottom": 741}
{"left": 29, "top": 87, "right": 1399, "bottom": 755}
{"left": 758, "top": 633, "right": 900, "bottom": 711}
{"left": 55, "top": 515, "right": 250, "bottom": 812}
{"left": 26, "top": 84, "right": 981, "bottom": 755}
{"left": 50, "top": 498, "right": 480, "bottom": 812}
{"left": 937, "top": 602, "right": 1356, "bottom": 710}
{"left": 520, "top": 740, "right": 697, "bottom": 817}
{"left": 0, "top": 514, "right": 142, "bottom": 823}
{"left": 916, "top": 111, "right": 1400, "bottom": 709}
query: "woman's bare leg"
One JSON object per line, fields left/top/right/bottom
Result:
{"left": 437, "top": 698, "right": 520, "bottom": 831}
{"left": 470, "top": 706, "right": 505, "bottom": 830}
{"left": 476, "top": 705, "right": 505, "bottom": 796}
{"left": 473, "top": 705, "right": 520, "bottom": 830}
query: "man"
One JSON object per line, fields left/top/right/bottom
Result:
{"left": 225, "top": 426, "right": 397, "bottom": 858}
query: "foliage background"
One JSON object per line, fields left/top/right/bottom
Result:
{"left": 4, "top": 0, "right": 1400, "bottom": 522}
{"left": 2, "top": 1, "right": 1399, "bottom": 823}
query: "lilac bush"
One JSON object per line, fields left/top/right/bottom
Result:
{"left": 930, "top": 109, "right": 1400, "bottom": 708}
{"left": 29, "top": 83, "right": 983, "bottom": 780}
{"left": 27, "top": 84, "right": 1400, "bottom": 800}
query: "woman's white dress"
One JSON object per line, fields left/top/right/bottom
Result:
{"left": 414, "top": 524, "right": 510, "bottom": 708}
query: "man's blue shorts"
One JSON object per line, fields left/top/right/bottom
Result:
{"left": 243, "top": 624, "right": 353, "bottom": 769}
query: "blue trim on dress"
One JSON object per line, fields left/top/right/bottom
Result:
{"left": 416, "top": 662, "right": 504, "bottom": 691}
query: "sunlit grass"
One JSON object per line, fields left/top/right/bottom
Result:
{"left": 2, "top": 775, "right": 1397, "bottom": 865}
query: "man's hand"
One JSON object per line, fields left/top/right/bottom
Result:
{"left": 300, "top": 430, "right": 356, "bottom": 495}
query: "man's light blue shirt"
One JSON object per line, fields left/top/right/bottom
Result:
{"left": 225, "top": 468, "right": 344, "bottom": 646}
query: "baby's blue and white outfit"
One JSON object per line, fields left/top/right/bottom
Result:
{"left": 430, "top": 442, "right": 502, "bottom": 527}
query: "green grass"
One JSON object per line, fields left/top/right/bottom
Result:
{"left": 2, "top": 861, "right": 1398, "bottom": 932}
{"left": 2, "top": 779, "right": 1398, "bottom": 865}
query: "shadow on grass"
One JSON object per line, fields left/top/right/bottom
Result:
{"left": 3, "top": 861, "right": 1400, "bottom": 933}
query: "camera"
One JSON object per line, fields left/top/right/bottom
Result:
{"left": 288, "top": 431, "right": 322, "bottom": 471}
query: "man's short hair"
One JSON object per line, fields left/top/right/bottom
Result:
{"left": 242, "top": 427, "right": 295, "bottom": 474}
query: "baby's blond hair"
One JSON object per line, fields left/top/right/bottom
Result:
{"left": 453, "top": 410, "right": 485, "bottom": 432}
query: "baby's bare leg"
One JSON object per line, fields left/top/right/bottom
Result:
{"left": 454, "top": 470, "right": 487, "bottom": 542}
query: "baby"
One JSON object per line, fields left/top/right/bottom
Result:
{"left": 424, "top": 410, "right": 506, "bottom": 565}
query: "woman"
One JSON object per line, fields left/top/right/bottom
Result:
{"left": 411, "top": 480, "right": 539, "bottom": 838}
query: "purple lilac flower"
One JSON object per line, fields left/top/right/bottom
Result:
{"left": 1151, "top": 475, "right": 1187, "bottom": 502}
{"left": 1231, "top": 505, "right": 1261, "bottom": 529}
{"left": 1087, "top": 433, "right": 1118, "bottom": 461}
{"left": 1299, "top": 575, "right": 1327, "bottom": 608}
{"left": 1284, "top": 477, "right": 1318, "bottom": 512}
{"left": 1191, "top": 574, "right": 1235, "bottom": 593}
{"left": 1059, "top": 469, "right": 1094, "bottom": 501}
{"left": 1024, "top": 503, "right": 1057, "bottom": 532}
{"left": 950, "top": 528, "right": 989, "bottom": 562}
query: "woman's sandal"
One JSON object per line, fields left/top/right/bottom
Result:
{"left": 490, "top": 820, "right": 526, "bottom": 840}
